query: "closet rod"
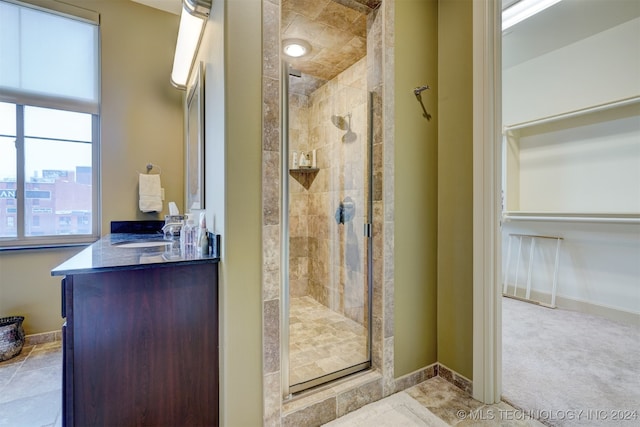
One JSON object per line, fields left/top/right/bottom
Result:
{"left": 503, "top": 213, "right": 640, "bottom": 224}
{"left": 503, "top": 95, "right": 640, "bottom": 132}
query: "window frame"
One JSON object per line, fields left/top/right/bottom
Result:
{"left": 0, "top": 0, "right": 101, "bottom": 250}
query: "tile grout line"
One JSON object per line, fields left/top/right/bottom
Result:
{"left": 0, "top": 345, "right": 35, "bottom": 393}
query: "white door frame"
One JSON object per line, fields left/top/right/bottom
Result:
{"left": 472, "top": 0, "right": 503, "bottom": 404}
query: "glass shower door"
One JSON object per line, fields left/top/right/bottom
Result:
{"left": 283, "top": 63, "right": 373, "bottom": 395}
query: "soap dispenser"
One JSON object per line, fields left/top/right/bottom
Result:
{"left": 197, "top": 212, "right": 209, "bottom": 255}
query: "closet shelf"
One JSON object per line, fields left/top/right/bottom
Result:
{"left": 502, "top": 211, "right": 640, "bottom": 224}
{"left": 502, "top": 97, "right": 639, "bottom": 215}
{"left": 503, "top": 95, "right": 640, "bottom": 132}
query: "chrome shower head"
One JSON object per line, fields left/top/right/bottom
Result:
{"left": 331, "top": 114, "right": 349, "bottom": 131}
{"left": 341, "top": 113, "right": 356, "bottom": 143}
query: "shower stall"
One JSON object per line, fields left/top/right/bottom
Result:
{"left": 282, "top": 63, "right": 373, "bottom": 395}
{"left": 279, "top": 0, "right": 380, "bottom": 398}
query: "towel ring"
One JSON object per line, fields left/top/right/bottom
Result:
{"left": 144, "top": 163, "right": 162, "bottom": 174}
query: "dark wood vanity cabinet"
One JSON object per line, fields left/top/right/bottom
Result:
{"left": 59, "top": 262, "right": 219, "bottom": 426}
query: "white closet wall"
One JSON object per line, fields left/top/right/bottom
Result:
{"left": 502, "top": 14, "right": 640, "bottom": 321}
{"left": 503, "top": 17, "right": 640, "bottom": 126}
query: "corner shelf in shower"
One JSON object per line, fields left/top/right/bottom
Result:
{"left": 289, "top": 168, "right": 319, "bottom": 190}
{"left": 289, "top": 168, "right": 319, "bottom": 173}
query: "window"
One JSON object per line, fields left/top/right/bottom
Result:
{"left": 0, "top": 0, "right": 100, "bottom": 249}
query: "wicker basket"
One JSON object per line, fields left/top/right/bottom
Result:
{"left": 0, "top": 316, "right": 25, "bottom": 362}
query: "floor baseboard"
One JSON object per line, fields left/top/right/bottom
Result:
{"left": 394, "top": 362, "right": 473, "bottom": 396}
{"left": 25, "top": 330, "right": 62, "bottom": 346}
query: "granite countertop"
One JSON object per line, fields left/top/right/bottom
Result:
{"left": 51, "top": 233, "right": 219, "bottom": 276}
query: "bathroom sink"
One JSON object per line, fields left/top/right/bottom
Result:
{"left": 113, "top": 241, "right": 172, "bottom": 249}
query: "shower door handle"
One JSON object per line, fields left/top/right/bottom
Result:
{"left": 364, "top": 223, "right": 372, "bottom": 238}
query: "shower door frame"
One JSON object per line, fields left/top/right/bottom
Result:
{"left": 280, "top": 62, "right": 374, "bottom": 397}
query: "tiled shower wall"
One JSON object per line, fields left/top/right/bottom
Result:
{"left": 288, "top": 88, "right": 311, "bottom": 299}
{"left": 288, "top": 58, "right": 369, "bottom": 325}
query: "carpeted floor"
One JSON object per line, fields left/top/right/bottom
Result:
{"left": 502, "top": 296, "right": 640, "bottom": 426}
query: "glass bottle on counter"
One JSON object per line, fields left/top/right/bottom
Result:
{"left": 180, "top": 215, "right": 197, "bottom": 256}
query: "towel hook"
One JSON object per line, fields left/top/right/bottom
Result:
{"left": 413, "top": 85, "right": 432, "bottom": 120}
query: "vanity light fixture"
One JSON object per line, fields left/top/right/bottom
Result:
{"left": 283, "top": 38, "right": 311, "bottom": 58}
{"left": 171, "top": 0, "right": 211, "bottom": 89}
{"left": 502, "top": 0, "right": 562, "bottom": 31}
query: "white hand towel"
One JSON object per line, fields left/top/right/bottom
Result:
{"left": 139, "top": 173, "right": 162, "bottom": 212}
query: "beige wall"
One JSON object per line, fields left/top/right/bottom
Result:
{"left": 437, "top": 0, "right": 473, "bottom": 380}
{"left": 0, "top": 1, "right": 183, "bottom": 335}
{"left": 0, "top": 247, "right": 82, "bottom": 334}
{"left": 219, "top": 0, "right": 264, "bottom": 425}
{"left": 393, "top": 0, "right": 475, "bottom": 381}
{"left": 97, "top": 1, "right": 184, "bottom": 227}
{"left": 393, "top": 0, "right": 439, "bottom": 377}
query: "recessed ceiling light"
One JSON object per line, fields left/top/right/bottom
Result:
{"left": 283, "top": 39, "right": 311, "bottom": 58}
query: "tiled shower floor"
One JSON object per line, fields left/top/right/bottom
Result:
{"left": 289, "top": 296, "right": 368, "bottom": 387}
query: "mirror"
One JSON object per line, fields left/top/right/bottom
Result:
{"left": 185, "top": 62, "right": 205, "bottom": 211}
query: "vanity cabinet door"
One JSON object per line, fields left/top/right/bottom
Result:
{"left": 60, "top": 276, "right": 74, "bottom": 427}
{"left": 67, "top": 263, "right": 218, "bottom": 426}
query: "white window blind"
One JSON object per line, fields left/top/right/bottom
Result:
{"left": 0, "top": 0, "right": 100, "bottom": 249}
{"left": 0, "top": 0, "right": 99, "bottom": 113}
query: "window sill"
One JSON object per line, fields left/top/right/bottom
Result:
{"left": 0, "top": 237, "right": 98, "bottom": 252}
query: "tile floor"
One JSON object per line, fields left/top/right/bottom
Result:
{"left": 5, "top": 299, "right": 631, "bottom": 427}
{"left": 0, "top": 339, "right": 543, "bottom": 427}
{"left": 289, "top": 296, "right": 368, "bottom": 386}
{"left": 325, "top": 377, "right": 545, "bottom": 426}
{"left": 0, "top": 341, "right": 62, "bottom": 427}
